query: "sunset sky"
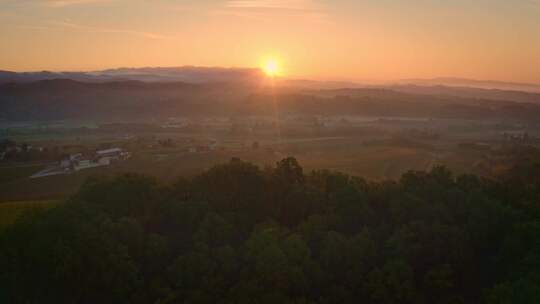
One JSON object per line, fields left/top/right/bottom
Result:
{"left": 1, "top": 0, "right": 539, "bottom": 83}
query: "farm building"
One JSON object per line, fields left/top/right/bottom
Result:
{"left": 96, "top": 148, "right": 131, "bottom": 160}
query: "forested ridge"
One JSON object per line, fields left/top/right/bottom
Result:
{"left": 3, "top": 79, "right": 540, "bottom": 121}
{"left": 2, "top": 157, "right": 540, "bottom": 303}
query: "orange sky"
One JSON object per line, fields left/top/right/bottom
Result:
{"left": 1, "top": 0, "right": 539, "bottom": 83}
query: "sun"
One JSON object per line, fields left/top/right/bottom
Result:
{"left": 262, "top": 58, "right": 280, "bottom": 77}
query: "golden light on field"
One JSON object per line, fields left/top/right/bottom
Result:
{"left": 262, "top": 58, "right": 280, "bottom": 77}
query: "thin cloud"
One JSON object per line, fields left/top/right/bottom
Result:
{"left": 216, "top": 0, "right": 331, "bottom": 23}
{"left": 226, "top": 0, "right": 323, "bottom": 11}
{"left": 0, "top": 0, "right": 117, "bottom": 7}
{"left": 45, "top": 0, "right": 116, "bottom": 7}
{"left": 53, "top": 20, "right": 171, "bottom": 39}
{"left": 17, "top": 20, "right": 172, "bottom": 40}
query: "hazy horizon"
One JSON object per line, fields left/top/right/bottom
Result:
{"left": 3, "top": 65, "right": 540, "bottom": 87}
{"left": 1, "top": 0, "right": 540, "bottom": 83}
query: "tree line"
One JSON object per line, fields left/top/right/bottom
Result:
{"left": 1, "top": 157, "right": 540, "bottom": 303}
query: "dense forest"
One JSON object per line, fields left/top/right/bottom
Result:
{"left": 2, "top": 157, "right": 540, "bottom": 303}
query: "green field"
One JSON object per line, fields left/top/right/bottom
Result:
{"left": 0, "top": 200, "right": 60, "bottom": 230}
{"left": 0, "top": 137, "right": 459, "bottom": 201}
{"left": 0, "top": 164, "right": 45, "bottom": 184}
{"left": 0, "top": 129, "right": 491, "bottom": 202}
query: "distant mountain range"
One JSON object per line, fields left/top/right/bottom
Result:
{"left": 395, "top": 77, "right": 540, "bottom": 93}
{"left": 2, "top": 78, "right": 540, "bottom": 122}
{"left": 383, "top": 84, "right": 540, "bottom": 105}
{"left": 2, "top": 67, "right": 540, "bottom": 93}
{"left": 2, "top": 67, "right": 540, "bottom": 122}
{"left": 0, "top": 67, "right": 265, "bottom": 84}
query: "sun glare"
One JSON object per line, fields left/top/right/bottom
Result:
{"left": 263, "top": 58, "right": 280, "bottom": 77}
